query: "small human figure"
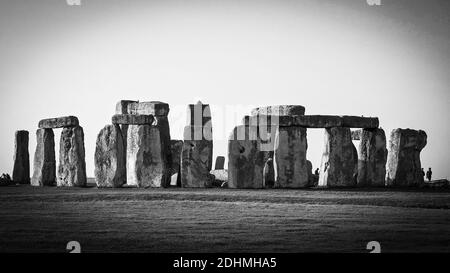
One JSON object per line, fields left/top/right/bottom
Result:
{"left": 314, "top": 168, "right": 319, "bottom": 176}
{"left": 421, "top": 168, "right": 425, "bottom": 179}
{"left": 426, "top": 168, "right": 432, "bottom": 182}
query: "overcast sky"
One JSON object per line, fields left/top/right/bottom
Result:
{"left": 0, "top": 0, "right": 449, "bottom": 179}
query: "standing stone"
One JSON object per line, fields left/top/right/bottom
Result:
{"left": 386, "top": 129, "right": 427, "bottom": 187}
{"left": 228, "top": 125, "right": 265, "bottom": 189}
{"left": 115, "top": 100, "right": 138, "bottom": 180}
{"left": 12, "top": 130, "right": 30, "bottom": 184}
{"left": 357, "top": 128, "right": 387, "bottom": 187}
{"left": 57, "top": 126, "right": 87, "bottom": 187}
{"left": 263, "top": 158, "right": 275, "bottom": 188}
{"left": 127, "top": 125, "right": 168, "bottom": 187}
{"left": 170, "top": 140, "right": 183, "bottom": 187}
{"left": 318, "top": 127, "right": 358, "bottom": 187}
{"left": 214, "top": 156, "right": 225, "bottom": 170}
{"left": 181, "top": 101, "right": 213, "bottom": 188}
{"left": 306, "top": 160, "right": 313, "bottom": 186}
{"left": 94, "top": 125, "right": 126, "bottom": 188}
{"left": 181, "top": 139, "right": 213, "bottom": 188}
{"left": 31, "top": 129, "right": 56, "bottom": 186}
{"left": 125, "top": 101, "right": 172, "bottom": 187}
{"left": 273, "top": 126, "right": 309, "bottom": 188}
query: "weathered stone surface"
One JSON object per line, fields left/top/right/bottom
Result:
{"left": 187, "top": 101, "right": 212, "bottom": 127}
{"left": 306, "top": 160, "right": 313, "bottom": 186}
{"left": 318, "top": 127, "right": 358, "bottom": 187}
{"left": 251, "top": 105, "right": 306, "bottom": 116}
{"left": 170, "top": 140, "right": 183, "bottom": 187}
{"left": 357, "top": 128, "right": 387, "bottom": 187}
{"left": 181, "top": 140, "right": 213, "bottom": 188}
{"left": 386, "top": 129, "right": 427, "bottom": 187}
{"left": 228, "top": 126, "right": 267, "bottom": 189}
{"left": 263, "top": 157, "right": 275, "bottom": 188}
{"left": 243, "top": 115, "right": 378, "bottom": 129}
{"left": 351, "top": 130, "right": 362, "bottom": 140}
{"left": 273, "top": 127, "right": 309, "bottom": 188}
{"left": 38, "top": 116, "right": 79, "bottom": 129}
{"left": 57, "top": 126, "right": 87, "bottom": 187}
{"left": 127, "top": 125, "right": 170, "bottom": 188}
{"left": 94, "top": 125, "right": 126, "bottom": 188}
{"left": 31, "top": 129, "right": 56, "bottom": 186}
{"left": 115, "top": 100, "right": 138, "bottom": 178}
{"left": 112, "top": 114, "right": 154, "bottom": 125}
{"left": 126, "top": 101, "right": 170, "bottom": 116}
{"left": 214, "top": 156, "right": 225, "bottom": 170}
{"left": 12, "top": 130, "right": 30, "bottom": 184}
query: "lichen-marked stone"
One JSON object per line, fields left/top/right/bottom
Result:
{"left": 57, "top": 126, "right": 87, "bottom": 187}
{"left": 31, "top": 129, "right": 56, "bottom": 186}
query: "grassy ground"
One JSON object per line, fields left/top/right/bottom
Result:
{"left": 0, "top": 183, "right": 449, "bottom": 253}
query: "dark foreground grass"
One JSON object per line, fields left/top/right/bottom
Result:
{"left": 0, "top": 184, "right": 449, "bottom": 253}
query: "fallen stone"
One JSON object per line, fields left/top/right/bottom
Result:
{"left": 273, "top": 126, "right": 309, "bottom": 188}
{"left": 386, "top": 129, "right": 427, "bottom": 187}
{"left": 57, "top": 126, "right": 87, "bottom": 187}
{"left": 214, "top": 156, "right": 225, "bottom": 170}
{"left": 251, "top": 105, "right": 306, "bottom": 116}
{"left": 31, "top": 129, "right": 56, "bottom": 186}
{"left": 228, "top": 126, "right": 266, "bottom": 189}
{"left": 127, "top": 124, "right": 170, "bottom": 188}
{"left": 210, "top": 169, "right": 228, "bottom": 187}
{"left": 112, "top": 114, "right": 154, "bottom": 125}
{"left": 357, "top": 128, "right": 387, "bottom": 187}
{"left": 170, "top": 140, "right": 183, "bottom": 187}
{"left": 38, "top": 116, "right": 79, "bottom": 129}
{"left": 318, "top": 127, "right": 358, "bottom": 187}
{"left": 12, "top": 130, "right": 30, "bottom": 184}
{"left": 94, "top": 125, "right": 126, "bottom": 188}
{"left": 181, "top": 139, "right": 213, "bottom": 187}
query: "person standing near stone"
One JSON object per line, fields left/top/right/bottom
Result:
{"left": 12, "top": 130, "right": 30, "bottom": 184}
{"left": 426, "top": 168, "right": 432, "bottom": 182}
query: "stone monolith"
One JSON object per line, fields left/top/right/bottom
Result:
{"left": 170, "top": 140, "right": 183, "bottom": 186}
{"left": 318, "top": 127, "right": 358, "bottom": 187}
{"left": 12, "top": 130, "right": 30, "bottom": 184}
{"left": 357, "top": 128, "right": 387, "bottom": 187}
{"left": 386, "top": 129, "right": 427, "bottom": 187}
{"left": 57, "top": 126, "right": 87, "bottom": 187}
{"left": 127, "top": 124, "right": 169, "bottom": 187}
{"left": 94, "top": 125, "right": 126, "bottom": 188}
{"left": 31, "top": 129, "right": 56, "bottom": 186}
{"left": 214, "top": 156, "right": 225, "bottom": 170}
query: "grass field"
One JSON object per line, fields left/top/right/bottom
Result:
{"left": 0, "top": 182, "right": 449, "bottom": 253}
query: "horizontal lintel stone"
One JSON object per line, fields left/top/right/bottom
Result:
{"left": 38, "top": 116, "right": 79, "bottom": 129}
{"left": 112, "top": 114, "right": 154, "bottom": 125}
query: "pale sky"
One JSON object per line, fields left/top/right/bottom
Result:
{"left": 0, "top": 0, "right": 449, "bottom": 179}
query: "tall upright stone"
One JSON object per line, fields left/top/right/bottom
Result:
{"left": 214, "top": 156, "right": 225, "bottom": 170}
{"left": 31, "top": 129, "right": 56, "bottom": 186}
{"left": 357, "top": 128, "right": 388, "bottom": 187}
{"left": 170, "top": 140, "right": 183, "bottom": 187}
{"left": 228, "top": 125, "right": 266, "bottom": 189}
{"left": 181, "top": 101, "right": 213, "bottom": 188}
{"left": 125, "top": 101, "right": 171, "bottom": 187}
{"left": 318, "top": 127, "right": 358, "bottom": 187}
{"left": 12, "top": 130, "right": 30, "bottom": 184}
{"left": 115, "top": 100, "right": 138, "bottom": 179}
{"left": 273, "top": 126, "right": 308, "bottom": 188}
{"left": 386, "top": 129, "right": 427, "bottom": 187}
{"left": 127, "top": 124, "right": 168, "bottom": 187}
{"left": 94, "top": 125, "right": 126, "bottom": 188}
{"left": 57, "top": 126, "right": 87, "bottom": 187}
